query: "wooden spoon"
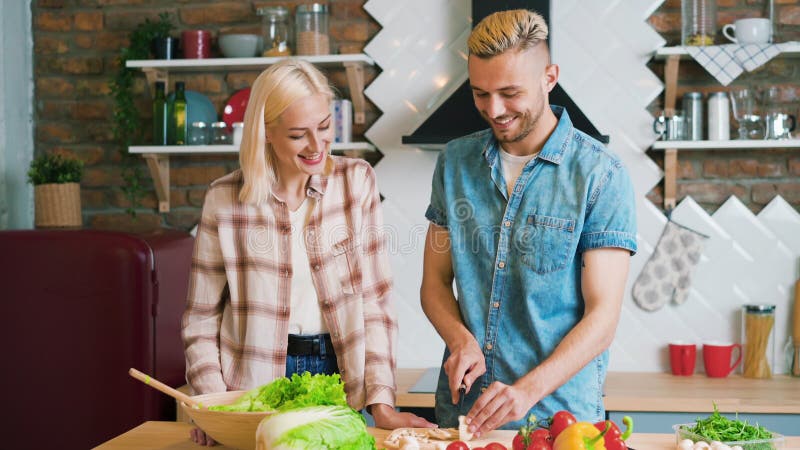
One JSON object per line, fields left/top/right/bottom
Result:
{"left": 128, "top": 368, "right": 203, "bottom": 409}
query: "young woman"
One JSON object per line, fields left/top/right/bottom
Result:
{"left": 182, "top": 59, "right": 432, "bottom": 446}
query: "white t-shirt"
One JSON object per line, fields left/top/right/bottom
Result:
{"left": 287, "top": 199, "right": 328, "bottom": 335}
{"left": 498, "top": 147, "right": 538, "bottom": 197}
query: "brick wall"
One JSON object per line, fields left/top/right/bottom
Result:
{"left": 32, "top": 0, "right": 379, "bottom": 231}
{"left": 648, "top": 0, "right": 800, "bottom": 213}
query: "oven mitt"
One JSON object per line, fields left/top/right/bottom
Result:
{"left": 632, "top": 220, "right": 707, "bottom": 311}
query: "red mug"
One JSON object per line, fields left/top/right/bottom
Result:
{"left": 669, "top": 342, "right": 696, "bottom": 376}
{"left": 703, "top": 342, "right": 743, "bottom": 378}
{"left": 182, "top": 30, "right": 211, "bottom": 59}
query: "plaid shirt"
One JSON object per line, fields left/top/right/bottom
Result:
{"left": 182, "top": 156, "right": 397, "bottom": 410}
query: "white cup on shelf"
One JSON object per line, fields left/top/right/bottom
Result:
{"left": 722, "top": 18, "right": 771, "bottom": 44}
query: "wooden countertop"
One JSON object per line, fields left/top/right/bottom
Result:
{"left": 397, "top": 369, "right": 800, "bottom": 413}
{"left": 97, "top": 421, "right": 800, "bottom": 449}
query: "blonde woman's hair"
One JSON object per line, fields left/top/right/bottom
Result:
{"left": 238, "top": 59, "right": 334, "bottom": 205}
{"left": 467, "top": 9, "right": 549, "bottom": 58}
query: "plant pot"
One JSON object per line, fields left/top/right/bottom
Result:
{"left": 34, "top": 182, "right": 82, "bottom": 228}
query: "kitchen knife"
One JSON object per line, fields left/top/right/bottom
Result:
{"left": 458, "top": 383, "right": 466, "bottom": 410}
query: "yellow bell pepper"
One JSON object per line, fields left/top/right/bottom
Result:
{"left": 553, "top": 421, "right": 609, "bottom": 450}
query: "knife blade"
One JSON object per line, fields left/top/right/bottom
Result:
{"left": 457, "top": 383, "right": 466, "bottom": 410}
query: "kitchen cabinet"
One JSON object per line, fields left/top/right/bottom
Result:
{"left": 651, "top": 43, "right": 800, "bottom": 210}
{"left": 125, "top": 54, "right": 377, "bottom": 212}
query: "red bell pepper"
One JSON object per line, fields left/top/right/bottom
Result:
{"left": 593, "top": 416, "right": 633, "bottom": 450}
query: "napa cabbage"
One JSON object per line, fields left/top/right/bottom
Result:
{"left": 255, "top": 405, "right": 376, "bottom": 450}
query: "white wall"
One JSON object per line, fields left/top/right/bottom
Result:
{"left": 1, "top": 0, "right": 35, "bottom": 230}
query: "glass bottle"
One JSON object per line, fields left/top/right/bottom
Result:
{"left": 296, "top": 3, "right": 330, "bottom": 55}
{"left": 742, "top": 304, "right": 776, "bottom": 378}
{"left": 169, "top": 81, "right": 187, "bottom": 145}
{"left": 682, "top": 0, "right": 717, "bottom": 46}
{"left": 258, "top": 6, "right": 292, "bottom": 57}
{"left": 707, "top": 92, "right": 730, "bottom": 141}
{"left": 152, "top": 81, "right": 168, "bottom": 145}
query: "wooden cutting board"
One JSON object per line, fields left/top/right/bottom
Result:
{"left": 376, "top": 427, "right": 517, "bottom": 449}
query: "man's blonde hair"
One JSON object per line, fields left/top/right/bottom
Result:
{"left": 238, "top": 59, "right": 334, "bottom": 205}
{"left": 467, "top": 9, "right": 549, "bottom": 58}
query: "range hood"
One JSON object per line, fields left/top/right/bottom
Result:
{"left": 402, "top": 0, "right": 608, "bottom": 149}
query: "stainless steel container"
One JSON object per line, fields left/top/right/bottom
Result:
{"left": 683, "top": 92, "right": 704, "bottom": 140}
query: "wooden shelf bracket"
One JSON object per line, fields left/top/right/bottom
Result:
{"left": 344, "top": 61, "right": 366, "bottom": 125}
{"left": 142, "top": 68, "right": 169, "bottom": 93}
{"left": 143, "top": 154, "right": 170, "bottom": 212}
{"left": 662, "top": 54, "right": 681, "bottom": 211}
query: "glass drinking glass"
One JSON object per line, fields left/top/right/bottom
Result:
{"left": 729, "top": 88, "right": 761, "bottom": 140}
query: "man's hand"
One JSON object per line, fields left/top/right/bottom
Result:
{"left": 444, "top": 338, "right": 486, "bottom": 404}
{"left": 371, "top": 403, "right": 437, "bottom": 429}
{"left": 464, "top": 380, "right": 536, "bottom": 439}
{"left": 189, "top": 427, "right": 216, "bottom": 446}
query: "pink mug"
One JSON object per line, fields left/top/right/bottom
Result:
{"left": 182, "top": 30, "right": 211, "bottom": 59}
{"left": 669, "top": 342, "right": 696, "bottom": 376}
{"left": 703, "top": 342, "right": 743, "bottom": 378}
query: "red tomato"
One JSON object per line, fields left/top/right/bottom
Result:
{"left": 548, "top": 410, "right": 577, "bottom": 439}
{"left": 485, "top": 443, "right": 507, "bottom": 450}
{"left": 528, "top": 442, "right": 553, "bottom": 450}
{"left": 529, "top": 428, "right": 552, "bottom": 443}
{"left": 512, "top": 433, "right": 526, "bottom": 450}
{"left": 446, "top": 441, "right": 470, "bottom": 450}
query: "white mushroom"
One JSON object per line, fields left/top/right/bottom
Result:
{"left": 678, "top": 439, "right": 695, "bottom": 450}
{"left": 458, "top": 415, "right": 473, "bottom": 442}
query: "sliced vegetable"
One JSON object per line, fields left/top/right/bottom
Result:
{"left": 255, "top": 404, "right": 375, "bottom": 450}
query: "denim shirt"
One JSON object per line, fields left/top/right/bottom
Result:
{"left": 425, "top": 106, "right": 637, "bottom": 428}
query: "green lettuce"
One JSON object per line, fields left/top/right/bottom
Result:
{"left": 209, "top": 372, "right": 347, "bottom": 412}
{"left": 256, "top": 405, "right": 376, "bottom": 450}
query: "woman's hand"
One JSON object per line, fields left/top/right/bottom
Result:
{"left": 370, "top": 403, "right": 437, "bottom": 430}
{"left": 189, "top": 427, "right": 216, "bottom": 446}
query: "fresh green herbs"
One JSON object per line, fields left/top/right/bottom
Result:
{"left": 28, "top": 153, "right": 84, "bottom": 185}
{"left": 209, "top": 372, "right": 347, "bottom": 412}
{"left": 682, "top": 404, "right": 776, "bottom": 449}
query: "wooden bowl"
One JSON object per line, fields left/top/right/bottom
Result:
{"left": 181, "top": 390, "right": 273, "bottom": 450}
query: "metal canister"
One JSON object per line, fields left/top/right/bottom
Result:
{"left": 683, "top": 92, "right": 704, "bottom": 140}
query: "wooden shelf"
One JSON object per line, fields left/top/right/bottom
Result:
{"left": 129, "top": 142, "right": 375, "bottom": 154}
{"left": 126, "top": 54, "right": 373, "bottom": 125}
{"left": 652, "top": 44, "right": 800, "bottom": 210}
{"left": 133, "top": 142, "right": 375, "bottom": 212}
{"left": 125, "top": 54, "right": 374, "bottom": 71}
{"left": 652, "top": 139, "right": 800, "bottom": 150}
{"left": 653, "top": 42, "right": 800, "bottom": 59}
{"left": 126, "top": 54, "right": 378, "bottom": 213}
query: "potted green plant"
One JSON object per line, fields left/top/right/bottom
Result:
{"left": 27, "top": 153, "right": 84, "bottom": 227}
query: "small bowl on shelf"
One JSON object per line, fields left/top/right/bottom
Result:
{"left": 673, "top": 423, "right": 785, "bottom": 449}
{"left": 218, "top": 34, "right": 260, "bottom": 58}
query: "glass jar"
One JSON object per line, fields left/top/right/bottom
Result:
{"left": 295, "top": 3, "right": 330, "bottom": 55}
{"left": 258, "top": 6, "right": 292, "bottom": 57}
{"left": 188, "top": 121, "right": 208, "bottom": 145}
{"left": 742, "top": 304, "right": 776, "bottom": 378}
{"left": 682, "top": 0, "right": 717, "bottom": 46}
{"left": 232, "top": 122, "right": 244, "bottom": 146}
{"left": 211, "top": 122, "right": 232, "bottom": 145}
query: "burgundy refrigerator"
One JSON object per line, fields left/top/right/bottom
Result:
{"left": 0, "top": 229, "right": 194, "bottom": 450}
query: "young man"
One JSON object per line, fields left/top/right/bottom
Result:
{"left": 420, "top": 9, "right": 637, "bottom": 437}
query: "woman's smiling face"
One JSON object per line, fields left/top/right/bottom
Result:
{"left": 266, "top": 93, "right": 333, "bottom": 180}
